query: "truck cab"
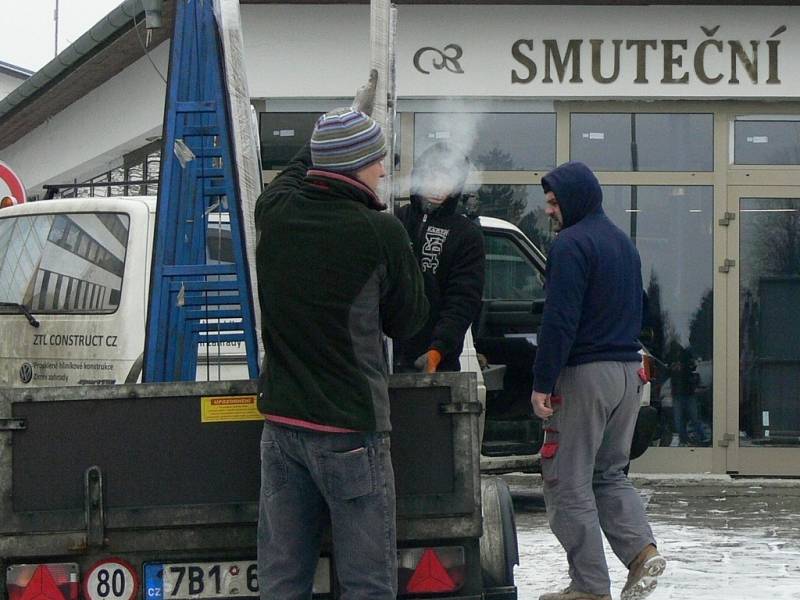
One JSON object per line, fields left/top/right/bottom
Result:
{"left": 0, "top": 196, "right": 250, "bottom": 388}
{"left": 0, "top": 197, "right": 153, "bottom": 387}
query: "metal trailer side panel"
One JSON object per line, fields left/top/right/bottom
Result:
{"left": 0, "top": 373, "right": 488, "bottom": 598}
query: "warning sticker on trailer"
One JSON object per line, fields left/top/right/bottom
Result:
{"left": 200, "top": 395, "right": 262, "bottom": 423}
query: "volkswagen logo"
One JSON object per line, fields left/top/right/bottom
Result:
{"left": 19, "top": 362, "right": 33, "bottom": 384}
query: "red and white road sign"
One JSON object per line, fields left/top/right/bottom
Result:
{"left": 83, "top": 559, "right": 139, "bottom": 600}
{"left": 0, "top": 160, "right": 26, "bottom": 204}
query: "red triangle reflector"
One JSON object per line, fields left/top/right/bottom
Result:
{"left": 406, "top": 548, "right": 457, "bottom": 593}
{"left": 18, "top": 566, "right": 66, "bottom": 600}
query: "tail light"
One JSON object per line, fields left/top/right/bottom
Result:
{"left": 398, "top": 546, "right": 465, "bottom": 595}
{"left": 7, "top": 564, "right": 79, "bottom": 600}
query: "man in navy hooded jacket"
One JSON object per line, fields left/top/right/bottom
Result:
{"left": 531, "top": 162, "right": 666, "bottom": 600}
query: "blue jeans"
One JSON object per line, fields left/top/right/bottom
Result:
{"left": 257, "top": 421, "right": 397, "bottom": 600}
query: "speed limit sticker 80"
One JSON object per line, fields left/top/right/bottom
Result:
{"left": 84, "top": 559, "right": 140, "bottom": 600}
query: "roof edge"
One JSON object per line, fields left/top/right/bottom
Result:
{"left": 0, "top": 61, "right": 34, "bottom": 79}
{"left": 0, "top": 0, "right": 144, "bottom": 123}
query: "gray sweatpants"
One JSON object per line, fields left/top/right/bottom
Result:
{"left": 540, "top": 361, "right": 656, "bottom": 596}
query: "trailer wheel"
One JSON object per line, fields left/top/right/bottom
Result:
{"left": 480, "top": 476, "right": 519, "bottom": 588}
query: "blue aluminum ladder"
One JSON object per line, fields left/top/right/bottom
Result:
{"left": 143, "top": 0, "right": 259, "bottom": 382}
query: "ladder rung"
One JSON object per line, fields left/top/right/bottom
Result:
{"left": 163, "top": 265, "right": 238, "bottom": 277}
{"left": 180, "top": 295, "right": 242, "bottom": 307}
{"left": 180, "top": 126, "right": 220, "bottom": 136}
{"left": 203, "top": 186, "right": 229, "bottom": 196}
{"left": 200, "top": 333, "right": 247, "bottom": 344}
{"left": 176, "top": 101, "right": 216, "bottom": 113}
{"left": 185, "top": 310, "right": 243, "bottom": 320}
{"left": 169, "top": 280, "right": 241, "bottom": 292}
{"left": 192, "top": 321, "right": 244, "bottom": 332}
{"left": 198, "top": 168, "right": 225, "bottom": 178}
{"left": 194, "top": 147, "right": 224, "bottom": 158}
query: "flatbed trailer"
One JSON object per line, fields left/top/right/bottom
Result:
{"left": 0, "top": 372, "right": 517, "bottom": 600}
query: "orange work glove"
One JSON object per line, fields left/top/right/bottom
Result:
{"left": 426, "top": 349, "right": 442, "bottom": 373}
{"left": 414, "top": 349, "right": 443, "bottom": 373}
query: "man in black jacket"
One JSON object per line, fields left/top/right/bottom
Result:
{"left": 394, "top": 142, "right": 485, "bottom": 373}
{"left": 254, "top": 74, "right": 428, "bottom": 599}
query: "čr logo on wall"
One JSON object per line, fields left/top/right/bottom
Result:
{"left": 19, "top": 362, "right": 33, "bottom": 384}
{"left": 414, "top": 44, "right": 464, "bottom": 75}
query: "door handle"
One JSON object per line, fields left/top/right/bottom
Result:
{"left": 718, "top": 432, "right": 736, "bottom": 447}
{"left": 718, "top": 259, "right": 736, "bottom": 273}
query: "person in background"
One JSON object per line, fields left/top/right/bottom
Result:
{"left": 530, "top": 161, "right": 666, "bottom": 600}
{"left": 394, "top": 142, "right": 485, "bottom": 374}
{"left": 668, "top": 341, "right": 699, "bottom": 446}
{"left": 253, "top": 71, "right": 428, "bottom": 599}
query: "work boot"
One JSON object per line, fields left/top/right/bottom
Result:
{"left": 539, "top": 586, "right": 611, "bottom": 600}
{"left": 621, "top": 544, "right": 666, "bottom": 600}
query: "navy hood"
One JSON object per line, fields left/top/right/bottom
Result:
{"left": 541, "top": 161, "right": 603, "bottom": 228}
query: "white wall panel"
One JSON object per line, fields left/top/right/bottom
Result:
{"left": 0, "top": 42, "right": 169, "bottom": 190}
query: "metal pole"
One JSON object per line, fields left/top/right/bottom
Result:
{"left": 370, "top": 0, "right": 396, "bottom": 371}
{"left": 369, "top": 0, "right": 395, "bottom": 212}
{"left": 54, "top": 0, "right": 59, "bottom": 57}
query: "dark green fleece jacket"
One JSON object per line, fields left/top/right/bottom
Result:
{"left": 254, "top": 145, "right": 428, "bottom": 432}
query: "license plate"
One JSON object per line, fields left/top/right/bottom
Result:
{"left": 155, "top": 562, "right": 258, "bottom": 599}
{"left": 144, "top": 559, "right": 331, "bottom": 599}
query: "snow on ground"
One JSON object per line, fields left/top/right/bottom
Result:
{"left": 508, "top": 476, "right": 800, "bottom": 600}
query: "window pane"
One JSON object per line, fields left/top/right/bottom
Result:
{"left": 259, "top": 112, "right": 322, "bottom": 170}
{"left": 734, "top": 121, "right": 800, "bottom": 165}
{"left": 571, "top": 114, "right": 632, "bottom": 171}
{"left": 110, "top": 166, "right": 125, "bottom": 197}
{"left": 414, "top": 113, "right": 556, "bottom": 171}
{"left": 484, "top": 234, "right": 544, "bottom": 301}
{"left": 474, "top": 184, "right": 555, "bottom": 255}
{"left": 636, "top": 114, "right": 713, "bottom": 171}
{"left": 739, "top": 198, "right": 800, "bottom": 446}
{"left": 571, "top": 114, "right": 713, "bottom": 172}
{"left": 0, "top": 213, "right": 129, "bottom": 314}
{"left": 604, "top": 185, "right": 714, "bottom": 448}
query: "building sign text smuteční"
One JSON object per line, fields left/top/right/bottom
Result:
{"left": 243, "top": 6, "right": 800, "bottom": 98}
{"left": 413, "top": 26, "right": 785, "bottom": 87}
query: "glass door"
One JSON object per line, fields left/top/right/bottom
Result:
{"left": 727, "top": 187, "right": 800, "bottom": 475}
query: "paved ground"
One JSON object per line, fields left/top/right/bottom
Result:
{"left": 505, "top": 474, "right": 800, "bottom": 600}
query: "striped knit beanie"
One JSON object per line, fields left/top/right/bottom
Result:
{"left": 310, "top": 108, "right": 386, "bottom": 173}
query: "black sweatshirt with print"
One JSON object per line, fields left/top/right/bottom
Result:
{"left": 394, "top": 194, "right": 485, "bottom": 372}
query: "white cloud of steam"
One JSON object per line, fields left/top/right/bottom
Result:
{"left": 395, "top": 100, "right": 483, "bottom": 201}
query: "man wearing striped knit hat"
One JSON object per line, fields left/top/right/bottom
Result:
{"left": 254, "top": 72, "right": 428, "bottom": 599}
